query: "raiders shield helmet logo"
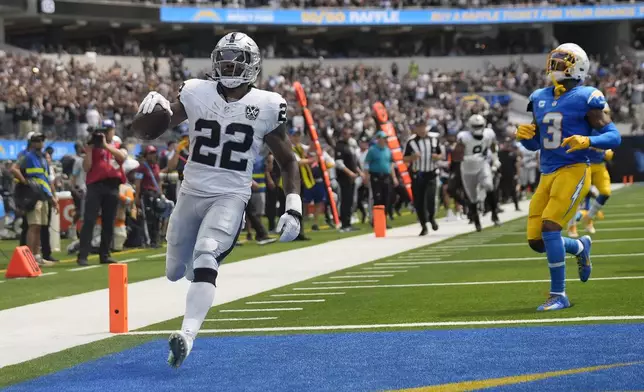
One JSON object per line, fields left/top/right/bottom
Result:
{"left": 245, "top": 105, "right": 260, "bottom": 121}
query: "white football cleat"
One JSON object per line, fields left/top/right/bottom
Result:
{"left": 167, "top": 330, "right": 193, "bottom": 368}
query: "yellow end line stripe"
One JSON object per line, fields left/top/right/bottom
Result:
{"left": 395, "top": 361, "right": 644, "bottom": 392}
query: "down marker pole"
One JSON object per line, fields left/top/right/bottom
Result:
{"left": 372, "top": 102, "right": 413, "bottom": 202}
{"left": 109, "top": 263, "right": 128, "bottom": 333}
{"left": 293, "top": 81, "right": 340, "bottom": 228}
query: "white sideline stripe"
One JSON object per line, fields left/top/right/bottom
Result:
{"left": 333, "top": 275, "right": 393, "bottom": 278}
{"left": 68, "top": 265, "right": 102, "bottom": 272}
{"left": 344, "top": 272, "right": 400, "bottom": 275}
{"left": 219, "top": 308, "right": 303, "bottom": 312}
{"left": 121, "top": 258, "right": 139, "bottom": 263}
{"left": 124, "top": 315, "right": 644, "bottom": 335}
{"left": 434, "top": 237, "right": 642, "bottom": 249}
{"left": 505, "top": 227, "right": 644, "bottom": 234}
{"left": 312, "top": 280, "right": 379, "bottom": 284}
{"left": 146, "top": 253, "right": 165, "bottom": 259}
{"left": 603, "top": 203, "right": 639, "bottom": 209}
{"left": 405, "top": 254, "right": 451, "bottom": 258}
{"left": 39, "top": 272, "right": 57, "bottom": 277}
{"left": 376, "top": 252, "right": 644, "bottom": 266}
{"left": 600, "top": 212, "right": 644, "bottom": 218}
{"left": 245, "top": 300, "right": 325, "bottom": 304}
{"left": 204, "top": 317, "right": 278, "bottom": 322}
{"left": 293, "top": 275, "right": 644, "bottom": 291}
{"left": 354, "top": 270, "right": 407, "bottom": 274}
{"left": 362, "top": 266, "right": 418, "bottom": 270}
{"left": 595, "top": 218, "right": 644, "bottom": 224}
{"left": 397, "top": 256, "right": 442, "bottom": 260}
{"left": 270, "top": 292, "right": 345, "bottom": 297}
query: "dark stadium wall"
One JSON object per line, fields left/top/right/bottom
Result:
{"left": 554, "top": 22, "right": 630, "bottom": 57}
{"left": 609, "top": 136, "right": 644, "bottom": 183}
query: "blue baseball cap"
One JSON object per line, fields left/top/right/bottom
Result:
{"left": 375, "top": 130, "right": 387, "bottom": 139}
{"left": 288, "top": 127, "right": 302, "bottom": 136}
{"left": 102, "top": 119, "right": 115, "bottom": 129}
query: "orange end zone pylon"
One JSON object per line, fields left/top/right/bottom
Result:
{"left": 372, "top": 102, "right": 413, "bottom": 202}
{"left": 5, "top": 246, "right": 41, "bottom": 279}
{"left": 109, "top": 263, "right": 129, "bottom": 333}
{"left": 293, "top": 81, "right": 340, "bottom": 228}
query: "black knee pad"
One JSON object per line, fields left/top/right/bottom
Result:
{"left": 528, "top": 239, "right": 546, "bottom": 254}
{"left": 193, "top": 268, "right": 218, "bottom": 287}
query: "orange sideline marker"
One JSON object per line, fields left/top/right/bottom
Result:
{"left": 293, "top": 81, "right": 340, "bottom": 227}
{"left": 373, "top": 205, "right": 386, "bottom": 238}
{"left": 109, "top": 264, "right": 128, "bottom": 333}
{"left": 629, "top": 175, "right": 634, "bottom": 184}
{"left": 5, "top": 246, "right": 41, "bottom": 279}
{"left": 372, "top": 102, "right": 413, "bottom": 201}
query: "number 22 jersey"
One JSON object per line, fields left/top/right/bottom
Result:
{"left": 178, "top": 79, "right": 287, "bottom": 200}
{"left": 527, "top": 85, "right": 606, "bottom": 174}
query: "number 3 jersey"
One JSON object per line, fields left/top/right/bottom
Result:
{"left": 178, "top": 79, "right": 287, "bottom": 201}
{"left": 457, "top": 128, "right": 496, "bottom": 175}
{"left": 527, "top": 85, "right": 606, "bottom": 174}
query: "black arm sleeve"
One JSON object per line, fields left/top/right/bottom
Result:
{"left": 526, "top": 101, "right": 533, "bottom": 113}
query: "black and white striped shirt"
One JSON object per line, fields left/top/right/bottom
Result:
{"left": 404, "top": 132, "right": 442, "bottom": 174}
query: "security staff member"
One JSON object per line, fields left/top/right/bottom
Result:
{"left": 77, "top": 120, "right": 126, "bottom": 266}
{"left": 334, "top": 126, "right": 362, "bottom": 232}
{"left": 404, "top": 119, "right": 442, "bottom": 236}
{"left": 364, "top": 131, "right": 397, "bottom": 229}
{"left": 135, "top": 145, "right": 163, "bottom": 248}
{"left": 11, "top": 132, "right": 59, "bottom": 265}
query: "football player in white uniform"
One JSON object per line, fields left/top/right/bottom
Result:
{"left": 519, "top": 143, "right": 539, "bottom": 194}
{"left": 455, "top": 114, "right": 500, "bottom": 231}
{"left": 136, "top": 32, "right": 302, "bottom": 368}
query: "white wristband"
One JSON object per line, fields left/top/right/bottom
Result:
{"left": 285, "top": 193, "right": 302, "bottom": 215}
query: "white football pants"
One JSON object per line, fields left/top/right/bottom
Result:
{"left": 461, "top": 164, "right": 493, "bottom": 204}
{"left": 165, "top": 192, "right": 245, "bottom": 282}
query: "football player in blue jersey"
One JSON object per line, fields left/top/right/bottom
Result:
{"left": 515, "top": 43, "right": 622, "bottom": 311}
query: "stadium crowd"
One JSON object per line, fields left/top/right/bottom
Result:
{"left": 2, "top": 50, "right": 643, "bottom": 142}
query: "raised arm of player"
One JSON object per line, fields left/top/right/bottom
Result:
{"left": 265, "top": 122, "right": 302, "bottom": 242}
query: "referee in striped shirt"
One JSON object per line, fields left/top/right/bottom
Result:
{"left": 404, "top": 118, "right": 442, "bottom": 236}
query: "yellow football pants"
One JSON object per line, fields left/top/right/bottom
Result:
{"left": 527, "top": 163, "right": 591, "bottom": 240}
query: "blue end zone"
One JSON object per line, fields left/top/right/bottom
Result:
{"left": 7, "top": 324, "right": 644, "bottom": 392}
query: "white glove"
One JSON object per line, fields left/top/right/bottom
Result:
{"left": 276, "top": 193, "right": 302, "bottom": 242}
{"left": 138, "top": 91, "right": 173, "bottom": 116}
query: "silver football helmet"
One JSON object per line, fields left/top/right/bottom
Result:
{"left": 211, "top": 32, "right": 261, "bottom": 89}
{"left": 467, "top": 114, "right": 486, "bottom": 138}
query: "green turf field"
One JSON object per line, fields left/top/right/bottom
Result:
{"left": 1, "top": 185, "right": 643, "bottom": 387}
{"left": 0, "top": 212, "right": 418, "bottom": 310}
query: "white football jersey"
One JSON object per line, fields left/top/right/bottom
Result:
{"left": 457, "top": 128, "right": 496, "bottom": 174}
{"left": 519, "top": 144, "right": 539, "bottom": 170}
{"left": 178, "top": 79, "right": 287, "bottom": 200}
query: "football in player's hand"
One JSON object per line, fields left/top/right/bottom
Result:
{"left": 131, "top": 103, "right": 171, "bottom": 141}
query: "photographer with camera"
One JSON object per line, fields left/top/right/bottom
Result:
{"left": 77, "top": 119, "right": 126, "bottom": 266}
